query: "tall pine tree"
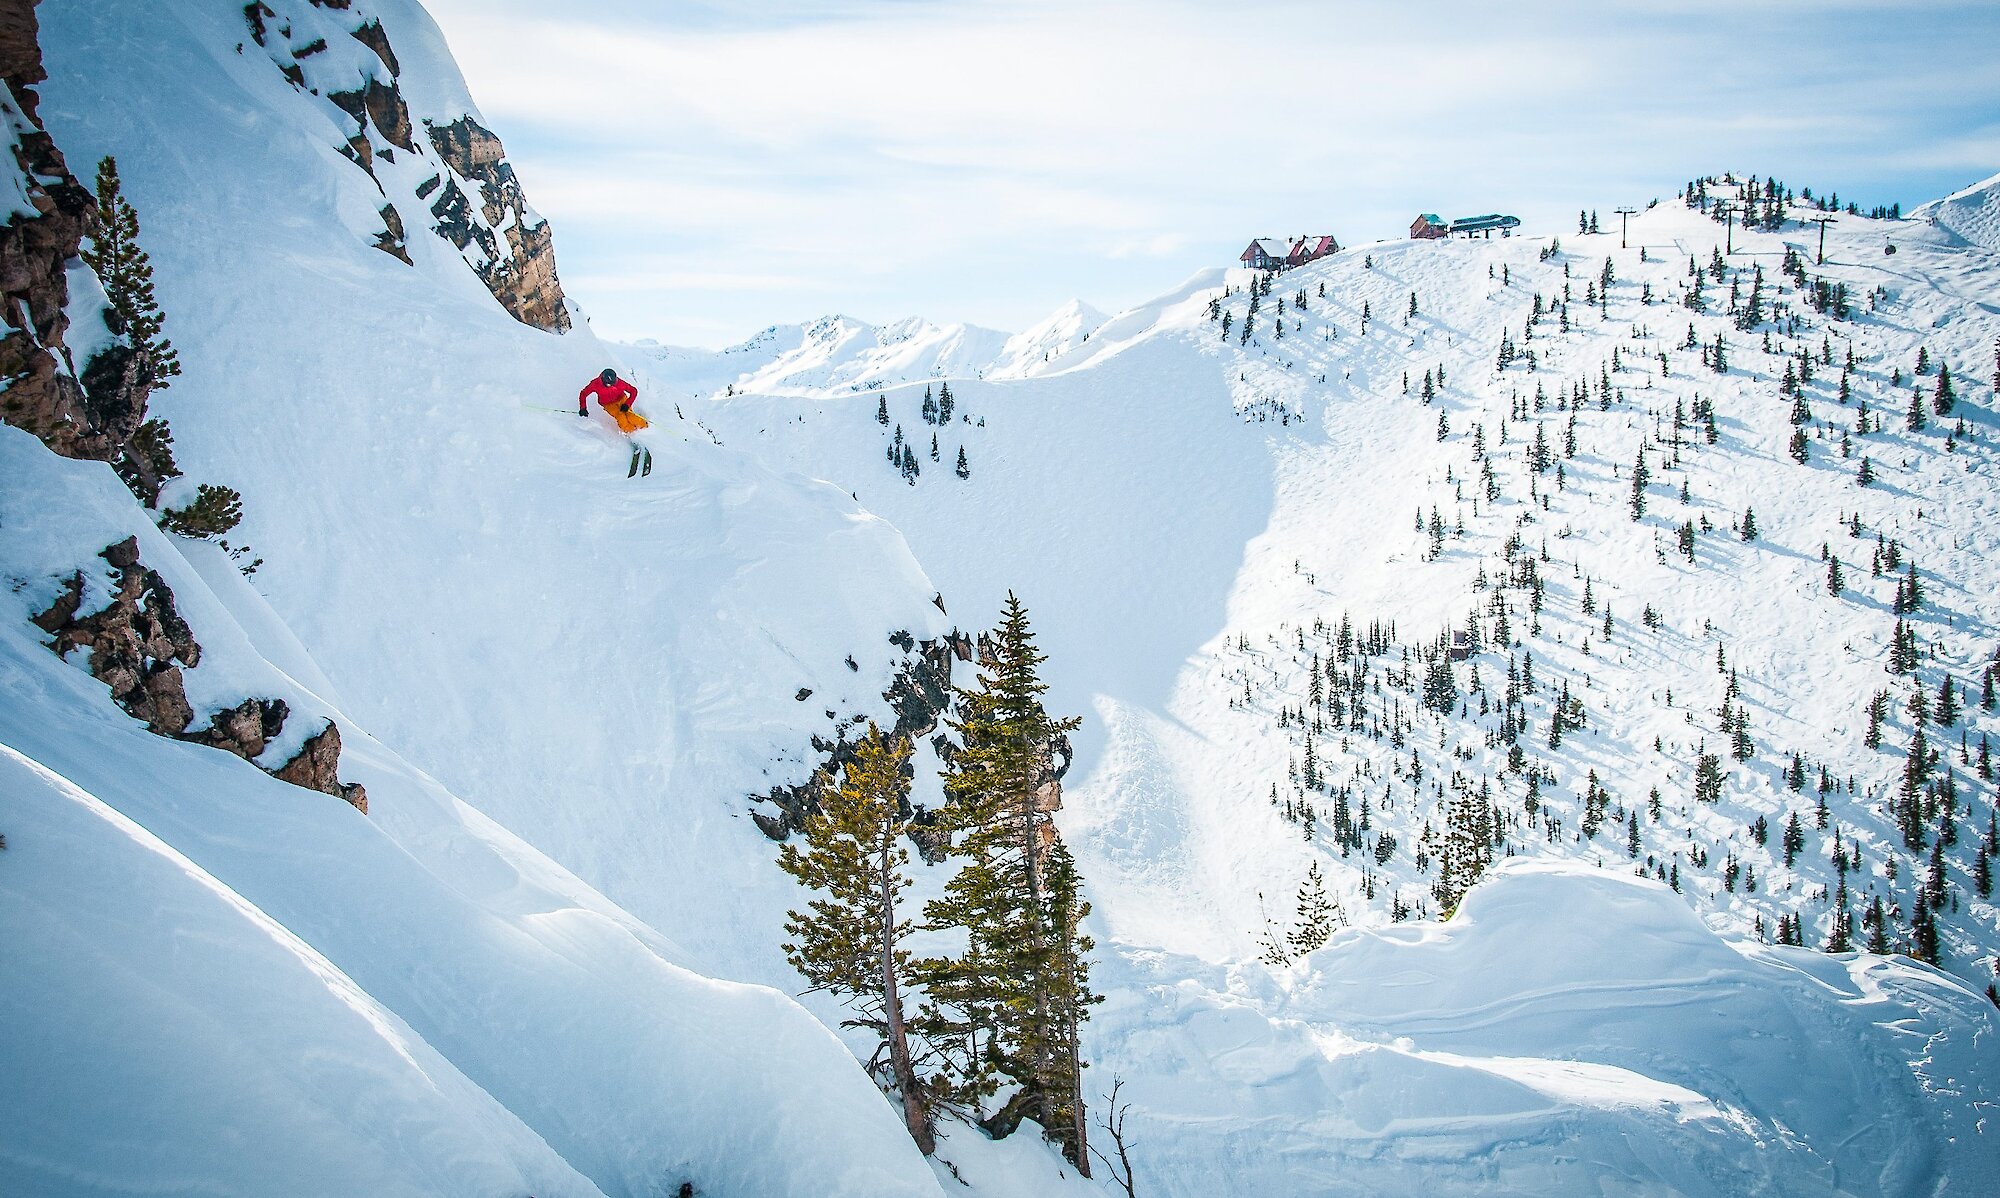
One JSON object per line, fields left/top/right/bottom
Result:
{"left": 81, "top": 156, "right": 181, "bottom": 391}
{"left": 917, "top": 594, "right": 1094, "bottom": 1168}
{"left": 779, "top": 724, "right": 940, "bottom": 1153}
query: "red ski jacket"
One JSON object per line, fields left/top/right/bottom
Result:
{"left": 579, "top": 377, "right": 638, "bottom": 410}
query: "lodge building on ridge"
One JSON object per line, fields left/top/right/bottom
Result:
{"left": 1412, "top": 212, "right": 1522, "bottom": 240}
{"left": 1239, "top": 235, "right": 1341, "bottom": 271}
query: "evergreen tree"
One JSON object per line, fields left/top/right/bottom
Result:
{"left": 1827, "top": 555, "right": 1844, "bottom": 596}
{"left": 1856, "top": 457, "right": 1875, "bottom": 486}
{"left": 1824, "top": 878, "right": 1853, "bottom": 953}
{"left": 1040, "top": 839, "right": 1099, "bottom": 1170}
{"left": 1899, "top": 722, "right": 1932, "bottom": 850}
{"left": 1936, "top": 675, "right": 1959, "bottom": 727}
{"left": 1911, "top": 897, "right": 1939, "bottom": 965}
{"left": 878, "top": 395, "right": 890, "bottom": 425}
{"left": 1932, "top": 364, "right": 1955, "bottom": 415}
{"left": 955, "top": 445, "right": 970, "bottom": 480}
{"left": 157, "top": 483, "right": 243, "bottom": 539}
{"left": 938, "top": 382, "right": 955, "bottom": 424}
{"left": 1422, "top": 658, "right": 1456, "bottom": 714}
{"left": 1789, "top": 428, "right": 1809, "bottom": 464}
{"left": 1863, "top": 896, "right": 1890, "bottom": 954}
{"left": 779, "top": 725, "right": 939, "bottom": 1153}
{"left": 1289, "top": 861, "right": 1337, "bottom": 955}
{"left": 1629, "top": 449, "right": 1649, "bottom": 519}
{"left": 1740, "top": 506, "right": 1758, "bottom": 541}
{"left": 80, "top": 157, "right": 181, "bottom": 390}
{"left": 1694, "top": 751, "right": 1725, "bottom": 803}
{"left": 1783, "top": 811, "right": 1805, "bottom": 867}
{"left": 1435, "top": 790, "right": 1491, "bottom": 919}
{"left": 917, "top": 595, "right": 1093, "bottom": 1164}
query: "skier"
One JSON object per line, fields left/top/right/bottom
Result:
{"left": 578, "top": 368, "right": 648, "bottom": 434}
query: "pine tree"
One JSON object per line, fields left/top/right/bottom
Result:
{"left": 1740, "top": 506, "right": 1758, "bottom": 541}
{"left": 955, "top": 445, "right": 970, "bottom": 480}
{"left": 1789, "top": 427, "right": 1810, "bottom": 464}
{"left": 1040, "top": 839, "right": 1099, "bottom": 1172}
{"left": 917, "top": 595, "right": 1092, "bottom": 1163}
{"left": 80, "top": 157, "right": 181, "bottom": 390}
{"left": 1783, "top": 811, "right": 1805, "bottom": 867}
{"left": 1856, "top": 457, "right": 1875, "bottom": 486}
{"left": 1827, "top": 555, "right": 1845, "bottom": 596}
{"left": 157, "top": 483, "right": 244, "bottom": 539}
{"left": 1694, "top": 751, "right": 1725, "bottom": 803}
{"left": 1824, "top": 877, "right": 1853, "bottom": 953}
{"left": 938, "top": 382, "right": 955, "bottom": 424}
{"left": 878, "top": 395, "right": 891, "bottom": 425}
{"left": 1910, "top": 897, "right": 1939, "bottom": 965}
{"left": 1629, "top": 449, "right": 1649, "bottom": 519}
{"left": 1899, "top": 722, "right": 1932, "bottom": 850}
{"left": 778, "top": 724, "right": 938, "bottom": 1153}
{"left": 1289, "top": 861, "right": 1337, "bottom": 955}
{"left": 1422, "top": 657, "right": 1455, "bottom": 714}
{"left": 1435, "top": 790, "right": 1490, "bottom": 919}
{"left": 1936, "top": 675, "right": 1960, "bottom": 727}
{"left": 1863, "top": 896, "right": 1890, "bottom": 954}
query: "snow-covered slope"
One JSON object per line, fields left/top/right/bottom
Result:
{"left": 1084, "top": 859, "right": 1998, "bottom": 1195}
{"left": 656, "top": 185, "right": 2000, "bottom": 1187}
{"left": 1912, "top": 170, "right": 2000, "bottom": 252}
{"left": 4, "top": 1, "right": 961, "bottom": 1194}
{"left": 628, "top": 312, "right": 1015, "bottom": 399}
{"left": 676, "top": 190, "right": 2000, "bottom": 979}
{"left": 0, "top": 429, "right": 947, "bottom": 1198}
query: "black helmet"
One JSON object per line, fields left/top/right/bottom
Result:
{"left": 600, "top": 368, "right": 618, "bottom": 385}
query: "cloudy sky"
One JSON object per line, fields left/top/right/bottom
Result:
{"left": 421, "top": 0, "right": 2000, "bottom": 347}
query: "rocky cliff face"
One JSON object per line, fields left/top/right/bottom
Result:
{"left": 752, "top": 629, "right": 1073, "bottom": 864}
{"left": 33, "top": 535, "right": 367, "bottom": 813}
{"left": 424, "top": 116, "right": 569, "bottom": 333}
{"left": 0, "top": 0, "right": 157, "bottom": 497}
{"left": 243, "top": 1, "right": 571, "bottom": 334}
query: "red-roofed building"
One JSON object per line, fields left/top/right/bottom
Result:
{"left": 1239, "top": 234, "right": 1341, "bottom": 271}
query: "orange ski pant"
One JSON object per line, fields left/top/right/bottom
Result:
{"left": 605, "top": 404, "right": 649, "bottom": 434}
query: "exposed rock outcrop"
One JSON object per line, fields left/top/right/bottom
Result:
{"left": 0, "top": 0, "right": 161, "bottom": 501}
{"left": 35, "top": 537, "right": 201, "bottom": 736}
{"left": 751, "top": 629, "right": 1073, "bottom": 861}
{"left": 328, "top": 77, "right": 412, "bottom": 154}
{"left": 753, "top": 632, "right": 958, "bottom": 843}
{"left": 271, "top": 720, "right": 368, "bottom": 814}
{"left": 425, "top": 116, "right": 569, "bottom": 333}
{"left": 34, "top": 536, "right": 366, "bottom": 812}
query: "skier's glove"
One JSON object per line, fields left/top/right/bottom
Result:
{"left": 577, "top": 407, "right": 587, "bottom": 417}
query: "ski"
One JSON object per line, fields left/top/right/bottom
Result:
{"left": 640, "top": 447, "right": 653, "bottom": 477}
{"left": 628, "top": 445, "right": 642, "bottom": 478}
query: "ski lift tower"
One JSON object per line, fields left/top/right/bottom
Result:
{"left": 1809, "top": 215, "right": 1837, "bottom": 265}
{"left": 1615, "top": 206, "right": 1638, "bottom": 249}
{"left": 1715, "top": 201, "right": 1736, "bottom": 254}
